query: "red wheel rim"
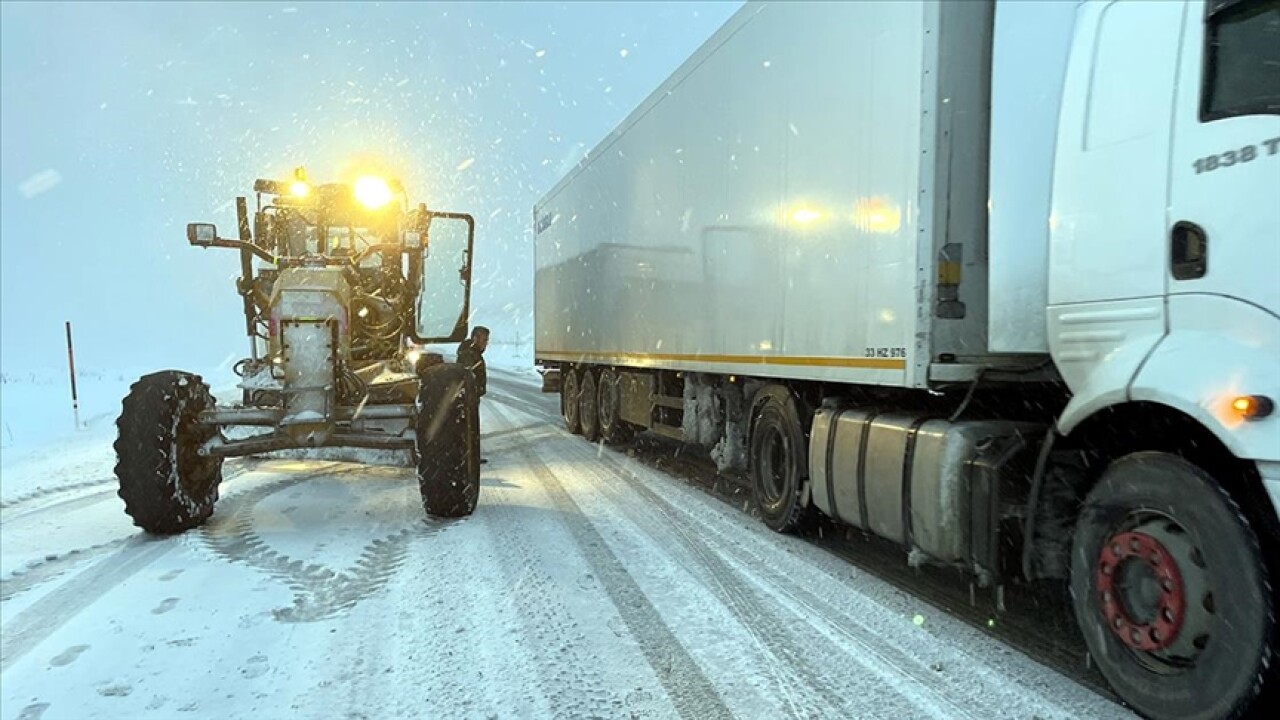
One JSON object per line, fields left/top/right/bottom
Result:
{"left": 1096, "top": 531, "right": 1187, "bottom": 652}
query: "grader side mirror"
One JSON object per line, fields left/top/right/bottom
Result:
{"left": 187, "top": 223, "right": 218, "bottom": 247}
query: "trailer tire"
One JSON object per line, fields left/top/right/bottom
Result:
{"left": 114, "top": 371, "right": 224, "bottom": 535}
{"left": 749, "top": 385, "right": 812, "bottom": 534}
{"left": 1070, "top": 452, "right": 1274, "bottom": 720}
{"left": 578, "top": 367, "right": 601, "bottom": 442}
{"left": 562, "top": 367, "right": 582, "bottom": 434}
{"left": 415, "top": 364, "right": 481, "bottom": 518}
{"left": 597, "top": 368, "right": 634, "bottom": 445}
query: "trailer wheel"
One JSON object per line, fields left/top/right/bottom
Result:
{"left": 749, "top": 385, "right": 812, "bottom": 533}
{"left": 562, "top": 367, "right": 582, "bottom": 434}
{"left": 1070, "top": 452, "right": 1274, "bottom": 720}
{"left": 415, "top": 364, "right": 481, "bottom": 518}
{"left": 597, "top": 368, "right": 635, "bottom": 445}
{"left": 578, "top": 368, "right": 601, "bottom": 442}
{"left": 114, "top": 371, "right": 224, "bottom": 535}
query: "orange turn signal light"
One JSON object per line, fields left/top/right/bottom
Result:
{"left": 1231, "top": 395, "right": 1274, "bottom": 420}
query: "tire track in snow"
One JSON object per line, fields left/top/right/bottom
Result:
{"left": 487, "top": 384, "right": 561, "bottom": 426}
{"left": 198, "top": 463, "right": 434, "bottom": 623}
{"left": 0, "top": 537, "right": 130, "bottom": 604}
{"left": 538, "top": 434, "right": 970, "bottom": 720}
{"left": 476, "top": 482, "right": 623, "bottom": 718}
{"left": 487, "top": 402, "right": 734, "bottom": 720}
{"left": 497, "top": 383, "right": 1113, "bottom": 719}
{"left": 337, "top": 499, "right": 548, "bottom": 719}
{"left": 330, "top": 409, "right": 569, "bottom": 719}
{"left": 491, "top": 392, "right": 1028, "bottom": 718}
{"left": 471, "top": 403, "right": 640, "bottom": 718}
{"left": 0, "top": 457, "right": 259, "bottom": 515}
{"left": 0, "top": 460, "right": 257, "bottom": 603}
{"left": 2, "top": 489, "right": 117, "bottom": 523}
{"left": 609, "top": 462, "right": 1112, "bottom": 719}
{"left": 0, "top": 477, "right": 118, "bottom": 511}
{"left": 0, "top": 535, "right": 174, "bottom": 673}
{"left": 580, "top": 446, "right": 1014, "bottom": 719}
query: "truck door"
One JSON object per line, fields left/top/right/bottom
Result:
{"left": 1166, "top": 0, "right": 1280, "bottom": 312}
{"left": 1047, "top": 0, "right": 1184, "bottom": 395}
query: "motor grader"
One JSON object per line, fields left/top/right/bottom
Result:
{"left": 114, "top": 169, "right": 481, "bottom": 533}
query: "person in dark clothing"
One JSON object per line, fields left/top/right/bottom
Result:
{"left": 456, "top": 326, "right": 489, "bottom": 396}
{"left": 457, "top": 326, "right": 490, "bottom": 463}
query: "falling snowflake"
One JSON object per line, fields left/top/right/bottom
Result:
{"left": 18, "top": 169, "right": 62, "bottom": 199}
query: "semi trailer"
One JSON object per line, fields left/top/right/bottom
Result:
{"left": 533, "top": 0, "right": 1280, "bottom": 717}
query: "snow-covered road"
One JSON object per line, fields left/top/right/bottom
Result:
{"left": 1, "top": 370, "right": 1132, "bottom": 720}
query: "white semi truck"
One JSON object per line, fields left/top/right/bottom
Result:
{"left": 533, "top": 1, "right": 1279, "bottom": 717}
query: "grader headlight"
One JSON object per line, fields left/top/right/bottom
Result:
{"left": 354, "top": 175, "right": 393, "bottom": 210}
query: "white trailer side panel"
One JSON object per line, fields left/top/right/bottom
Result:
{"left": 535, "top": 1, "right": 993, "bottom": 388}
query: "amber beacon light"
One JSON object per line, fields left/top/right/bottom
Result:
{"left": 1231, "top": 395, "right": 1274, "bottom": 421}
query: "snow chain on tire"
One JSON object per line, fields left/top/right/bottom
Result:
{"left": 114, "top": 370, "right": 224, "bottom": 534}
{"left": 415, "top": 363, "right": 481, "bottom": 518}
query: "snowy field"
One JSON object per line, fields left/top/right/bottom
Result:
{"left": 0, "top": 366, "right": 237, "bottom": 507}
{"left": 0, "top": 364, "right": 1130, "bottom": 720}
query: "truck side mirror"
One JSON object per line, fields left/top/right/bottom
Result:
{"left": 187, "top": 223, "right": 218, "bottom": 247}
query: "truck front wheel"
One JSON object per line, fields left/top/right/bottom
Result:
{"left": 415, "top": 364, "right": 481, "bottom": 518}
{"left": 1070, "top": 452, "right": 1275, "bottom": 720}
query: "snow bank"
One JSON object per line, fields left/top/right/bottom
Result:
{"left": 0, "top": 366, "right": 237, "bottom": 503}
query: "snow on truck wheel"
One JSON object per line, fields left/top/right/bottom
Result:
{"left": 596, "top": 367, "right": 635, "bottom": 445}
{"left": 749, "top": 385, "right": 813, "bottom": 534}
{"left": 114, "top": 371, "right": 224, "bottom": 535}
{"left": 577, "top": 368, "right": 601, "bottom": 442}
{"left": 415, "top": 363, "right": 480, "bottom": 519}
{"left": 561, "top": 366, "right": 582, "bottom": 435}
{"left": 1070, "top": 452, "right": 1277, "bottom": 720}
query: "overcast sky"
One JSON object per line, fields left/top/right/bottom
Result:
{"left": 0, "top": 1, "right": 740, "bottom": 375}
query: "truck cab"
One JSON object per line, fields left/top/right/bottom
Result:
{"left": 1049, "top": 0, "right": 1280, "bottom": 472}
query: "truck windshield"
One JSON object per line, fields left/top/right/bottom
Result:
{"left": 1203, "top": 0, "right": 1280, "bottom": 120}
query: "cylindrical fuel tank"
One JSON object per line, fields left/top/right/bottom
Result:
{"left": 809, "top": 407, "right": 1043, "bottom": 578}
